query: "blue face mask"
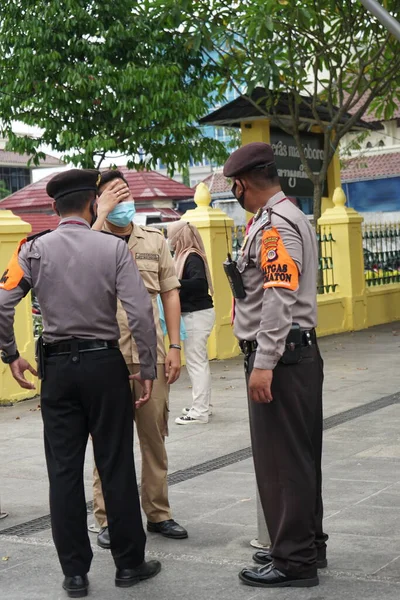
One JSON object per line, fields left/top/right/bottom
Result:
{"left": 107, "top": 200, "right": 136, "bottom": 227}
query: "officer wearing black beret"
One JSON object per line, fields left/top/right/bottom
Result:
{"left": 0, "top": 169, "right": 161, "bottom": 597}
{"left": 223, "top": 144, "right": 328, "bottom": 588}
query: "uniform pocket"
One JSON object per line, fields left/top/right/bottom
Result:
{"left": 135, "top": 259, "right": 160, "bottom": 294}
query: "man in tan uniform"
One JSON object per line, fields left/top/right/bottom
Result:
{"left": 92, "top": 169, "right": 188, "bottom": 546}
{"left": 223, "top": 144, "right": 327, "bottom": 589}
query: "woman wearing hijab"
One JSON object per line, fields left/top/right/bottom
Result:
{"left": 167, "top": 221, "right": 215, "bottom": 425}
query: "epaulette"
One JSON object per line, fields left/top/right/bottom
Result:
{"left": 27, "top": 229, "right": 52, "bottom": 242}
{"left": 141, "top": 225, "right": 165, "bottom": 235}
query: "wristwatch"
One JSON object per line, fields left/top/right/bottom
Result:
{"left": 169, "top": 344, "right": 182, "bottom": 350}
{"left": 1, "top": 350, "right": 20, "bottom": 364}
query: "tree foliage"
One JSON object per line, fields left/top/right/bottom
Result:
{"left": 0, "top": 180, "right": 11, "bottom": 200}
{"left": 0, "top": 0, "right": 228, "bottom": 170}
{"left": 163, "top": 0, "right": 400, "bottom": 219}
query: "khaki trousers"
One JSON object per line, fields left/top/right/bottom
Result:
{"left": 93, "top": 363, "right": 172, "bottom": 526}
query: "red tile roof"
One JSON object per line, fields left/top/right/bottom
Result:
{"left": 18, "top": 213, "right": 60, "bottom": 235}
{"left": 0, "top": 173, "right": 55, "bottom": 211}
{"left": 117, "top": 168, "right": 193, "bottom": 201}
{"left": 0, "top": 149, "right": 64, "bottom": 167}
{"left": 202, "top": 172, "right": 231, "bottom": 194}
{"left": 341, "top": 151, "right": 400, "bottom": 182}
{"left": 344, "top": 93, "right": 400, "bottom": 124}
{"left": 0, "top": 168, "right": 194, "bottom": 212}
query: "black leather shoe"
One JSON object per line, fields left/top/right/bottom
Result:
{"left": 62, "top": 575, "right": 89, "bottom": 598}
{"left": 97, "top": 526, "right": 111, "bottom": 549}
{"left": 253, "top": 549, "right": 328, "bottom": 569}
{"left": 147, "top": 519, "right": 188, "bottom": 539}
{"left": 239, "top": 564, "right": 319, "bottom": 588}
{"left": 115, "top": 560, "right": 162, "bottom": 587}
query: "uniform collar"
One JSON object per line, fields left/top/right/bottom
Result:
{"left": 127, "top": 223, "right": 146, "bottom": 250}
{"left": 58, "top": 216, "right": 91, "bottom": 229}
{"left": 265, "top": 190, "right": 287, "bottom": 209}
{"left": 253, "top": 192, "right": 287, "bottom": 222}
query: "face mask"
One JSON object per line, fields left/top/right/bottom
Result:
{"left": 107, "top": 200, "right": 136, "bottom": 227}
{"left": 231, "top": 181, "right": 245, "bottom": 210}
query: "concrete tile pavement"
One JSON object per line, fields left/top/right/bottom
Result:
{"left": 0, "top": 322, "right": 399, "bottom": 599}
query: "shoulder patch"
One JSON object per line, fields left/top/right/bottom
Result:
{"left": 142, "top": 225, "right": 164, "bottom": 235}
{"left": 0, "top": 238, "right": 28, "bottom": 291}
{"left": 27, "top": 229, "right": 52, "bottom": 242}
{"left": 261, "top": 227, "right": 299, "bottom": 291}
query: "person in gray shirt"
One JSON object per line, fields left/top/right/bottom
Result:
{"left": 223, "top": 143, "right": 327, "bottom": 589}
{"left": 0, "top": 169, "right": 161, "bottom": 598}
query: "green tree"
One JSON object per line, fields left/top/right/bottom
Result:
{"left": 0, "top": 0, "right": 228, "bottom": 171}
{"left": 166, "top": 0, "right": 400, "bottom": 221}
{"left": 0, "top": 180, "right": 11, "bottom": 200}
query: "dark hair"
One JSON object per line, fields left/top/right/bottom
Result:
{"left": 55, "top": 190, "right": 95, "bottom": 215}
{"left": 245, "top": 164, "right": 280, "bottom": 189}
{"left": 99, "top": 169, "right": 128, "bottom": 188}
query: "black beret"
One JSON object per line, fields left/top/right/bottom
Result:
{"left": 223, "top": 143, "right": 275, "bottom": 177}
{"left": 46, "top": 169, "right": 101, "bottom": 200}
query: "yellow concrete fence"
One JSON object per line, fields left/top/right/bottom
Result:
{"left": 0, "top": 211, "right": 36, "bottom": 404}
{"left": 2, "top": 185, "right": 400, "bottom": 404}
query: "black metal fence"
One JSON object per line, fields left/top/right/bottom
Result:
{"left": 317, "top": 226, "right": 337, "bottom": 294}
{"left": 362, "top": 223, "right": 400, "bottom": 286}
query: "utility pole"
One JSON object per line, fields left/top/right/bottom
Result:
{"left": 359, "top": 0, "right": 400, "bottom": 41}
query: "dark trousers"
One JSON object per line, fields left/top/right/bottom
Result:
{"left": 40, "top": 347, "right": 146, "bottom": 577}
{"left": 246, "top": 344, "right": 328, "bottom": 574}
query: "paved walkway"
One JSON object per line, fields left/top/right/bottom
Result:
{"left": 0, "top": 323, "right": 399, "bottom": 599}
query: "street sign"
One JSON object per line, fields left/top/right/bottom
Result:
{"left": 270, "top": 129, "right": 328, "bottom": 198}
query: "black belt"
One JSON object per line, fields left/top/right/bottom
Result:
{"left": 44, "top": 339, "right": 119, "bottom": 357}
{"left": 240, "top": 329, "right": 316, "bottom": 356}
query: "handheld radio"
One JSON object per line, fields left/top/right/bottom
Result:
{"left": 222, "top": 221, "right": 246, "bottom": 299}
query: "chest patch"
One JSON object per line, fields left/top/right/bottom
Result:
{"left": 135, "top": 253, "right": 159, "bottom": 261}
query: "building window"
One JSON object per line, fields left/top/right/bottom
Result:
{"left": 378, "top": 140, "right": 385, "bottom": 147}
{"left": 0, "top": 167, "right": 31, "bottom": 194}
{"left": 366, "top": 142, "right": 372, "bottom": 148}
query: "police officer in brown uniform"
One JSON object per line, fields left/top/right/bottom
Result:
{"left": 91, "top": 169, "right": 187, "bottom": 546}
{"left": 223, "top": 143, "right": 328, "bottom": 588}
{"left": 0, "top": 170, "right": 161, "bottom": 598}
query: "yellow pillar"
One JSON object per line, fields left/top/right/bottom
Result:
{"left": 182, "top": 183, "right": 239, "bottom": 360}
{"left": 318, "top": 188, "right": 367, "bottom": 331}
{"left": 240, "top": 119, "right": 271, "bottom": 145}
{"left": 0, "top": 211, "right": 37, "bottom": 404}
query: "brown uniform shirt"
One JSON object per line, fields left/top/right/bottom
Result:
{"left": 234, "top": 191, "right": 318, "bottom": 370}
{"left": 112, "top": 223, "right": 180, "bottom": 365}
{"left": 0, "top": 218, "right": 157, "bottom": 380}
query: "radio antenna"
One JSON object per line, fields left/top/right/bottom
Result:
{"left": 224, "top": 220, "right": 232, "bottom": 261}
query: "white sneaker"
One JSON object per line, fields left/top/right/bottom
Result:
{"left": 175, "top": 415, "right": 208, "bottom": 425}
{"left": 182, "top": 406, "right": 213, "bottom": 416}
{"left": 250, "top": 538, "right": 270, "bottom": 550}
